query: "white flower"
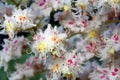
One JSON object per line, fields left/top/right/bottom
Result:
{"left": 33, "top": 24, "right": 67, "bottom": 56}
{"left": 9, "top": 72, "right": 23, "bottom": 80}
{"left": 62, "top": 19, "right": 86, "bottom": 32}
{"left": 11, "top": 8, "right": 36, "bottom": 29}
{"left": 0, "top": 36, "right": 28, "bottom": 63}
{"left": 50, "top": 0, "right": 63, "bottom": 10}
{"left": 108, "top": 0, "right": 120, "bottom": 11}
{"left": 89, "top": 66, "right": 120, "bottom": 80}
{"left": 31, "top": 1, "right": 52, "bottom": 17}
{"left": 0, "top": 3, "right": 15, "bottom": 15}
{"left": 86, "top": 15, "right": 107, "bottom": 32}
{"left": 9, "top": 63, "right": 34, "bottom": 80}
{"left": 3, "top": 16, "right": 17, "bottom": 38}
{"left": 2, "top": 8, "right": 36, "bottom": 38}
{"left": 98, "top": 34, "right": 120, "bottom": 60}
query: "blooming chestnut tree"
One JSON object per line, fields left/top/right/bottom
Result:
{"left": 0, "top": 0, "right": 120, "bottom": 80}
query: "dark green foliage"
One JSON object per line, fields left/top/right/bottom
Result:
{"left": 0, "top": 67, "right": 8, "bottom": 80}
{"left": 30, "top": 72, "right": 47, "bottom": 80}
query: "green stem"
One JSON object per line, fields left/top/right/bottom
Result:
{"left": 105, "top": 20, "right": 120, "bottom": 24}
{"left": 33, "top": 16, "right": 45, "bottom": 33}
{"left": 67, "top": 20, "right": 120, "bottom": 39}
{"left": 10, "top": 0, "right": 21, "bottom": 7}
{"left": 36, "top": 16, "right": 45, "bottom": 28}
{"left": 67, "top": 32, "right": 86, "bottom": 39}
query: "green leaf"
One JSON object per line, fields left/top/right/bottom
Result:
{"left": 0, "top": 67, "right": 8, "bottom": 80}
{"left": 16, "top": 54, "right": 31, "bottom": 64}
{"left": 6, "top": 0, "right": 22, "bottom": 7}
{"left": 6, "top": 0, "right": 16, "bottom": 5}
{"left": 26, "top": 35, "right": 33, "bottom": 41}
{"left": 8, "top": 60, "right": 16, "bottom": 72}
{"left": 30, "top": 72, "right": 47, "bottom": 80}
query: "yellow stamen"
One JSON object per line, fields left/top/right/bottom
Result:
{"left": 57, "top": 39, "right": 62, "bottom": 43}
{"left": 37, "top": 42, "right": 46, "bottom": 52}
{"left": 52, "top": 64, "right": 60, "bottom": 72}
{"left": 18, "top": 15, "right": 27, "bottom": 21}
{"left": 63, "top": 5, "right": 71, "bottom": 11}
{"left": 89, "top": 30, "right": 97, "bottom": 38}
{"left": 65, "top": 72, "right": 73, "bottom": 79}
{"left": 112, "top": 0, "right": 119, "bottom": 3}
{"left": 77, "top": 3, "right": 87, "bottom": 10}
{"left": 6, "top": 22, "right": 13, "bottom": 31}
{"left": 51, "top": 36, "right": 57, "bottom": 42}
{"left": 109, "top": 48, "right": 115, "bottom": 54}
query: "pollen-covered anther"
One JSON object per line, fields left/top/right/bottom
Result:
{"left": 18, "top": 15, "right": 27, "bottom": 21}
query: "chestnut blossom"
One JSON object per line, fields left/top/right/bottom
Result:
{"left": 98, "top": 34, "right": 120, "bottom": 60}
{"left": 0, "top": 37, "right": 28, "bottom": 63}
{"left": 31, "top": 0, "right": 52, "bottom": 17}
{"left": 89, "top": 66, "right": 120, "bottom": 80}
{"left": 108, "top": 0, "right": 120, "bottom": 16}
{"left": 0, "top": 0, "right": 120, "bottom": 80}
{"left": 11, "top": 8, "right": 36, "bottom": 29}
{"left": 33, "top": 24, "right": 67, "bottom": 56}
{"left": 9, "top": 63, "right": 34, "bottom": 80}
{"left": 2, "top": 8, "right": 36, "bottom": 38}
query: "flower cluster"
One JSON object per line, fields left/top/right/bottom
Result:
{"left": 89, "top": 66, "right": 120, "bottom": 80}
{"left": 0, "top": 36, "right": 28, "bottom": 71}
{"left": 33, "top": 24, "right": 67, "bottom": 56}
{"left": 0, "top": 0, "right": 120, "bottom": 80}
{"left": 2, "top": 8, "right": 35, "bottom": 38}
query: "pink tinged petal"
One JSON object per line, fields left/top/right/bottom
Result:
{"left": 111, "top": 72, "right": 117, "bottom": 76}
{"left": 68, "top": 21, "right": 74, "bottom": 25}
{"left": 43, "top": 0, "right": 46, "bottom": 2}
{"left": 82, "top": 20, "right": 88, "bottom": 27}
{"left": 35, "top": 56, "right": 39, "bottom": 60}
{"left": 86, "top": 43, "right": 92, "bottom": 51}
{"left": 72, "top": 55, "right": 76, "bottom": 58}
{"left": 113, "top": 34, "right": 119, "bottom": 43}
{"left": 39, "top": 3, "right": 45, "bottom": 6}
{"left": 26, "top": 63, "right": 31, "bottom": 70}
{"left": 39, "top": 0, "right": 46, "bottom": 6}
{"left": 103, "top": 70, "right": 108, "bottom": 74}
{"left": 100, "top": 75, "right": 105, "bottom": 79}
{"left": 74, "top": 61, "right": 77, "bottom": 66}
{"left": 114, "top": 68, "right": 119, "bottom": 72}
{"left": 14, "top": 40, "right": 18, "bottom": 44}
{"left": 86, "top": 45, "right": 91, "bottom": 50}
{"left": 60, "top": 55, "right": 65, "bottom": 60}
{"left": 68, "top": 59, "right": 73, "bottom": 65}
{"left": 37, "top": 35, "right": 41, "bottom": 40}
{"left": 26, "top": 62, "right": 30, "bottom": 66}
{"left": 5, "top": 47, "right": 8, "bottom": 52}
{"left": 113, "top": 35, "right": 119, "bottom": 40}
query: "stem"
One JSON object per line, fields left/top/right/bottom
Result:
{"left": 10, "top": 0, "right": 20, "bottom": 7}
{"left": 33, "top": 16, "right": 45, "bottom": 33}
{"left": 10, "top": 0, "right": 17, "bottom": 4}
{"left": 67, "top": 31, "right": 86, "bottom": 39}
{"left": 105, "top": 20, "right": 120, "bottom": 24}
{"left": 36, "top": 16, "right": 45, "bottom": 28}
{"left": 67, "top": 20, "right": 120, "bottom": 39}
{"left": 25, "top": 16, "right": 45, "bottom": 34}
